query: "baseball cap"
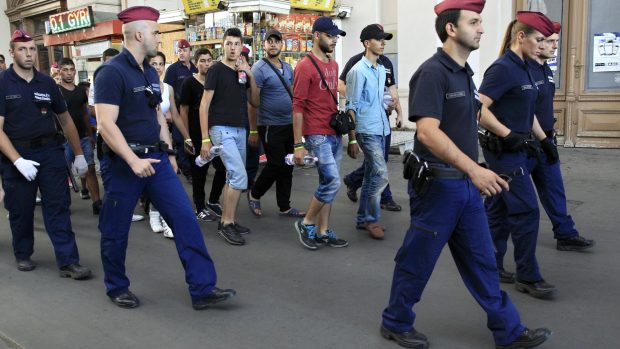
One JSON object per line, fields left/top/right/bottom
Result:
{"left": 312, "top": 16, "right": 346, "bottom": 37}
{"left": 360, "top": 24, "right": 393, "bottom": 41}
{"left": 265, "top": 29, "right": 282, "bottom": 41}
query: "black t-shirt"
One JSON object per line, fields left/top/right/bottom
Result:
{"left": 409, "top": 48, "right": 480, "bottom": 163}
{"left": 59, "top": 85, "right": 88, "bottom": 137}
{"left": 204, "top": 61, "right": 249, "bottom": 128}
{"left": 179, "top": 75, "right": 205, "bottom": 144}
{"left": 339, "top": 52, "right": 396, "bottom": 87}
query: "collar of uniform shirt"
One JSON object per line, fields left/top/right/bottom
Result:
{"left": 121, "top": 47, "right": 151, "bottom": 70}
{"left": 7, "top": 65, "right": 43, "bottom": 82}
{"left": 435, "top": 48, "right": 474, "bottom": 75}
{"left": 505, "top": 48, "right": 528, "bottom": 68}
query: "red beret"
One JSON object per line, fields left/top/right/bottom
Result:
{"left": 516, "top": 11, "right": 555, "bottom": 37}
{"left": 553, "top": 21, "right": 561, "bottom": 34}
{"left": 10, "top": 29, "right": 33, "bottom": 43}
{"left": 178, "top": 39, "right": 191, "bottom": 49}
{"left": 434, "top": 0, "right": 485, "bottom": 15}
{"left": 117, "top": 6, "right": 159, "bottom": 24}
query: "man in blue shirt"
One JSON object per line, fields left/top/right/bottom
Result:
{"left": 0, "top": 29, "right": 91, "bottom": 279}
{"left": 381, "top": 1, "right": 550, "bottom": 348}
{"left": 247, "top": 29, "right": 305, "bottom": 218}
{"left": 346, "top": 24, "right": 392, "bottom": 239}
{"left": 95, "top": 6, "right": 235, "bottom": 309}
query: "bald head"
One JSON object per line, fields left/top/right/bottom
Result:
{"left": 123, "top": 20, "right": 149, "bottom": 42}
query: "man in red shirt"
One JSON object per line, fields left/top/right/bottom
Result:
{"left": 293, "top": 17, "right": 357, "bottom": 250}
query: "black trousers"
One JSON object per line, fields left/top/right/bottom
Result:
{"left": 190, "top": 153, "right": 226, "bottom": 212}
{"left": 251, "top": 124, "right": 294, "bottom": 211}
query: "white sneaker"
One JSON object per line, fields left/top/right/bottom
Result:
{"left": 162, "top": 219, "right": 174, "bottom": 239}
{"left": 132, "top": 214, "right": 144, "bottom": 222}
{"left": 149, "top": 209, "right": 164, "bottom": 233}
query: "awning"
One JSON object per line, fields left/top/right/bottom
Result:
{"left": 226, "top": 0, "right": 291, "bottom": 15}
{"left": 44, "top": 20, "right": 122, "bottom": 46}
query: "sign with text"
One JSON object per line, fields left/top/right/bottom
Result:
{"left": 290, "top": 0, "right": 335, "bottom": 11}
{"left": 49, "top": 7, "right": 95, "bottom": 34}
{"left": 182, "top": 0, "right": 219, "bottom": 15}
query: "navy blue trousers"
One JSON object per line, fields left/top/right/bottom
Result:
{"left": 99, "top": 152, "right": 217, "bottom": 300}
{"left": 483, "top": 150, "right": 542, "bottom": 282}
{"left": 530, "top": 152, "right": 579, "bottom": 239}
{"left": 382, "top": 179, "right": 523, "bottom": 346}
{"left": 0, "top": 144, "right": 80, "bottom": 267}
{"left": 345, "top": 133, "right": 393, "bottom": 202}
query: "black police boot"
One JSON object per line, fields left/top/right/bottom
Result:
{"left": 498, "top": 268, "right": 516, "bottom": 284}
{"left": 496, "top": 327, "right": 551, "bottom": 349}
{"left": 556, "top": 235, "right": 595, "bottom": 251}
{"left": 381, "top": 199, "right": 402, "bottom": 212}
{"left": 109, "top": 291, "right": 140, "bottom": 309}
{"left": 192, "top": 287, "right": 236, "bottom": 310}
{"left": 59, "top": 263, "right": 92, "bottom": 280}
{"left": 380, "top": 325, "right": 429, "bottom": 349}
{"left": 515, "top": 279, "right": 556, "bottom": 299}
{"left": 16, "top": 258, "right": 36, "bottom": 272}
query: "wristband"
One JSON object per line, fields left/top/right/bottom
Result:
{"left": 348, "top": 140, "right": 357, "bottom": 145}
{"left": 201, "top": 138, "right": 211, "bottom": 144}
{"left": 294, "top": 146, "right": 305, "bottom": 151}
{"left": 293, "top": 142, "right": 304, "bottom": 148}
{"left": 249, "top": 130, "right": 258, "bottom": 135}
{"left": 184, "top": 139, "right": 192, "bottom": 143}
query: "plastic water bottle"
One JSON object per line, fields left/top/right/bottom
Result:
{"left": 238, "top": 70, "right": 247, "bottom": 84}
{"left": 195, "top": 145, "right": 223, "bottom": 167}
{"left": 284, "top": 154, "right": 318, "bottom": 166}
{"left": 382, "top": 89, "right": 393, "bottom": 110}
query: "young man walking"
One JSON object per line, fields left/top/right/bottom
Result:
{"left": 199, "top": 27, "right": 259, "bottom": 246}
{"left": 58, "top": 57, "right": 102, "bottom": 214}
{"left": 293, "top": 17, "right": 352, "bottom": 250}
{"left": 247, "top": 29, "right": 305, "bottom": 218}
{"left": 345, "top": 24, "right": 393, "bottom": 239}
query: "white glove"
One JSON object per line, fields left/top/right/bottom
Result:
{"left": 73, "top": 155, "right": 88, "bottom": 178}
{"left": 14, "top": 157, "right": 40, "bottom": 181}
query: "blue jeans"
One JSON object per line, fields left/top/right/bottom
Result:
{"left": 64, "top": 138, "right": 95, "bottom": 166}
{"left": 305, "top": 134, "right": 342, "bottom": 204}
{"left": 345, "top": 132, "right": 393, "bottom": 202}
{"left": 356, "top": 134, "right": 389, "bottom": 224}
{"left": 210, "top": 126, "right": 247, "bottom": 190}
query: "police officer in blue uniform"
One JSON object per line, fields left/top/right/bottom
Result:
{"left": 0, "top": 29, "right": 91, "bottom": 279}
{"left": 529, "top": 22, "right": 595, "bottom": 252}
{"left": 479, "top": 11, "right": 558, "bottom": 299}
{"left": 381, "top": 2, "right": 550, "bottom": 348}
{"left": 94, "top": 6, "right": 235, "bottom": 309}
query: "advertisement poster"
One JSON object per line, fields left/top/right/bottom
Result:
{"left": 182, "top": 0, "right": 218, "bottom": 15}
{"left": 592, "top": 32, "right": 620, "bottom": 72}
{"left": 290, "top": 0, "right": 335, "bottom": 11}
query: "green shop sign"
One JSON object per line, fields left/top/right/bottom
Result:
{"left": 49, "top": 7, "right": 95, "bottom": 34}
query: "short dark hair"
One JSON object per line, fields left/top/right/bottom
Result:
{"left": 0, "top": 54, "right": 5, "bottom": 61}
{"left": 223, "top": 27, "right": 242, "bottom": 41}
{"left": 435, "top": 9, "right": 461, "bottom": 43}
{"left": 194, "top": 48, "right": 212, "bottom": 63}
{"left": 58, "top": 57, "right": 75, "bottom": 67}
{"left": 102, "top": 48, "right": 120, "bottom": 60}
{"left": 154, "top": 51, "right": 166, "bottom": 63}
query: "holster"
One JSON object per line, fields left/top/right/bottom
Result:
{"left": 402, "top": 151, "right": 433, "bottom": 197}
{"left": 478, "top": 128, "right": 503, "bottom": 156}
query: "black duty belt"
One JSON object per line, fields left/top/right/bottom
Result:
{"left": 544, "top": 130, "right": 556, "bottom": 139}
{"left": 428, "top": 164, "right": 468, "bottom": 180}
{"left": 102, "top": 141, "right": 175, "bottom": 157}
{"left": 11, "top": 134, "right": 64, "bottom": 148}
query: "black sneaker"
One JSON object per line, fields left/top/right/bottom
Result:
{"left": 196, "top": 209, "right": 217, "bottom": 222}
{"left": 380, "top": 325, "right": 429, "bottom": 349}
{"left": 315, "top": 229, "right": 349, "bottom": 248}
{"left": 192, "top": 287, "right": 236, "bottom": 310}
{"left": 496, "top": 327, "right": 551, "bottom": 349}
{"left": 16, "top": 258, "right": 36, "bottom": 272}
{"left": 556, "top": 235, "right": 595, "bottom": 251}
{"left": 343, "top": 176, "right": 358, "bottom": 202}
{"left": 499, "top": 268, "right": 516, "bottom": 284}
{"left": 217, "top": 223, "right": 245, "bottom": 245}
{"left": 294, "top": 219, "right": 318, "bottom": 250}
{"left": 80, "top": 189, "right": 90, "bottom": 200}
{"left": 233, "top": 222, "right": 251, "bottom": 235}
{"left": 381, "top": 199, "right": 402, "bottom": 212}
{"left": 206, "top": 201, "right": 223, "bottom": 217}
{"left": 515, "top": 279, "right": 556, "bottom": 299}
{"left": 92, "top": 200, "right": 102, "bottom": 215}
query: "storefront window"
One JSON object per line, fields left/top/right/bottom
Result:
{"left": 37, "top": 44, "right": 50, "bottom": 74}
{"left": 585, "top": 0, "right": 620, "bottom": 90}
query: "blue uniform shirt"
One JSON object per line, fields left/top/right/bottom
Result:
{"left": 0, "top": 65, "right": 67, "bottom": 142}
{"left": 346, "top": 56, "right": 390, "bottom": 136}
{"left": 94, "top": 48, "right": 162, "bottom": 145}
{"left": 479, "top": 49, "right": 539, "bottom": 134}
{"left": 251, "top": 59, "right": 294, "bottom": 126}
{"left": 530, "top": 60, "right": 556, "bottom": 131}
{"left": 164, "top": 60, "right": 197, "bottom": 101}
{"left": 409, "top": 48, "right": 480, "bottom": 163}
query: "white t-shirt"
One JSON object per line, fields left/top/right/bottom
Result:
{"left": 160, "top": 82, "right": 170, "bottom": 114}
